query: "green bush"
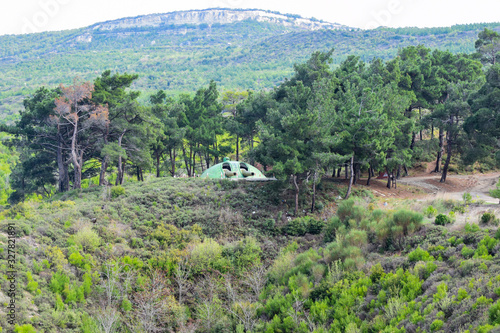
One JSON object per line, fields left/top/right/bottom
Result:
{"left": 283, "top": 218, "right": 307, "bottom": 236}
{"left": 307, "top": 218, "right": 324, "bottom": 234}
{"left": 489, "top": 301, "right": 500, "bottom": 324}
{"left": 324, "top": 217, "right": 343, "bottom": 243}
{"left": 408, "top": 247, "right": 434, "bottom": 262}
{"left": 481, "top": 212, "right": 497, "bottom": 225}
{"left": 284, "top": 216, "right": 323, "bottom": 236}
{"left": 222, "top": 237, "right": 262, "bottom": 269}
{"left": 73, "top": 226, "right": 101, "bottom": 252}
{"left": 465, "top": 222, "right": 481, "bottom": 233}
{"left": 461, "top": 246, "right": 475, "bottom": 259}
{"left": 463, "top": 192, "right": 473, "bottom": 205}
{"left": 430, "top": 319, "right": 444, "bottom": 331}
{"left": 190, "top": 238, "right": 226, "bottom": 274}
{"left": 490, "top": 179, "right": 500, "bottom": 202}
{"left": 435, "top": 214, "right": 452, "bottom": 226}
{"left": 25, "top": 272, "right": 38, "bottom": 293}
{"left": 14, "top": 325, "right": 36, "bottom": 333}
{"left": 50, "top": 271, "right": 70, "bottom": 294}
{"left": 337, "top": 198, "right": 367, "bottom": 224}
{"left": 111, "top": 185, "right": 125, "bottom": 198}
{"left": 424, "top": 205, "right": 438, "bottom": 218}
{"left": 392, "top": 209, "right": 424, "bottom": 235}
{"left": 369, "top": 263, "right": 385, "bottom": 282}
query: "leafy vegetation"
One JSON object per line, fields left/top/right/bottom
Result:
{"left": 0, "top": 11, "right": 500, "bottom": 332}
{"left": 0, "top": 10, "right": 499, "bottom": 123}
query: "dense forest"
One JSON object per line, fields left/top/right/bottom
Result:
{"left": 0, "top": 20, "right": 500, "bottom": 333}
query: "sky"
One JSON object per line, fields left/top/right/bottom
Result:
{"left": 1, "top": 0, "right": 500, "bottom": 36}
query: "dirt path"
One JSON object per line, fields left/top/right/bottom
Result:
{"left": 398, "top": 172, "right": 500, "bottom": 204}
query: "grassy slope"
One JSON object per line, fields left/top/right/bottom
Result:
{"left": 1, "top": 177, "right": 500, "bottom": 331}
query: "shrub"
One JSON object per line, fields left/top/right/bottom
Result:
{"left": 430, "top": 319, "right": 444, "bottom": 331}
{"left": 307, "top": 218, "right": 324, "bottom": 234}
{"left": 324, "top": 217, "right": 343, "bottom": 243}
{"left": 392, "top": 209, "right": 424, "bottom": 235}
{"left": 435, "top": 214, "right": 452, "bottom": 226}
{"left": 73, "top": 226, "right": 101, "bottom": 252}
{"left": 490, "top": 301, "right": 500, "bottom": 325}
{"left": 25, "top": 272, "right": 38, "bottom": 293}
{"left": 408, "top": 247, "right": 434, "bottom": 262}
{"left": 50, "top": 271, "right": 70, "bottom": 294}
{"left": 130, "top": 237, "right": 144, "bottom": 248}
{"left": 190, "top": 238, "right": 224, "bottom": 274}
{"left": 337, "top": 198, "right": 367, "bottom": 224}
{"left": 457, "top": 288, "right": 469, "bottom": 301}
{"left": 222, "top": 237, "right": 262, "bottom": 269}
{"left": 14, "top": 325, "right": 36, "bottom": 333}
{"left": 284, "top": 218, "right": 307, "bottom": 236}
{"left": 111, "top": 185, "right": 125, "bottom": 198}
{"left": 490, "top": 179, "right": 500, "bottom": 203}
{"left": 424, "top": 205, "right": 438, "bottom": 218}
{"left": 461, "top": 246, "right": 475, "bottom": 259}
{"left": 481, "top": 212, "right": 497, "bottom": 225}
{"left": 464, "top": 222, "right": 481, "bottom": 233}
{"left": 121, "top": 298, "right": 132, "bottom": 312}
{"left": 370, "top": 263, "right": 385, "bottom": 282}
{"left": 463, "top": 192, "right": 473, "bottom": 205}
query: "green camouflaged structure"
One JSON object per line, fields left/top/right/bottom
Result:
{"left": 200, "top": 157, "right": 267, "bottom": 180}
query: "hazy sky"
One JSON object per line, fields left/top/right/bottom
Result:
{"left": 1, "top": 0, "right": 499, "bottom": 35}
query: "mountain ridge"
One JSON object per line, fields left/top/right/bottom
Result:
{"left": 87, "top": 8, "right": 350, "bottom": 32}
{"left": 0, "top": 8, "right": 499, "bottom": 123}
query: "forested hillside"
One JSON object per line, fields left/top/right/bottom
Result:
{"left": 0, "top": 8, "right": 499, "bottom": 123}
{"left": 1, "top": 9, "right": 500, "bottom": 333}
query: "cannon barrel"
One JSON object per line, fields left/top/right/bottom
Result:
{"left": 241, "top": 169, "right": 255, "bottom": 177}
{"left": 224, "top": 170, "right": 238, "bottom": 178}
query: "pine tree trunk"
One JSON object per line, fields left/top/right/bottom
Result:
{"left": 440, "top": 117, "right": 454, "bottom": 183}
{"left": 419, "top": 107, "right": 423, "bottom": 141}
{"left": 353, "top": 163, "right": 357, "bottom": 185}
{"left": 57, "top": 131, "right": 69, "bottom": 192}
{"left": 156, "top": 153, "right": 161, "bottom": 177}
{"left": 311, "top": 168, "right": 317, "bottom": 214}
{"left": 367, "top": 166, "right": 372, "bottom": 186}
{"left": 116, "top": 130, "right": 126, "bottom": 185}
{"left": 435, "top": 127, "right": 444, "bottom": 173}
{"left": 345, "top": 155, "right": 354, "bottom": 199}
{"left": 99, "top": 126, "right": 109, "bottom": 186}
{"left": 99, "top": 159, "right": 107, "bottom": 186}
{"left": 236, "top": 135, "right": 239, "bottom": 161}
{"left": 386, "top": 168, "right": 392, "bottom": 189}
{"left": 337, "top": 167, "right": 342, "bottom": 178}
{"left": 170, "top": 149, "right": 176, "bottom": 177}
{"left": 293, "top": 175, "right": 299, "bottom": 216}
{"left": 182, "top": 146, "right": 190, "bottom": 177}
{"left": 71, "top": 120, "right": 82, "bottom": 189}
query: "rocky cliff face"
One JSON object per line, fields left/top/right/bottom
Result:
{"left": 90, "top": 8, "right": 348, "bottom": 31}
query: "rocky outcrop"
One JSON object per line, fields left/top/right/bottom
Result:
{"left": 90, "top": 8, "right": 348, "bottom": 31}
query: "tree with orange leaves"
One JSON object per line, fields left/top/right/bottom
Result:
{"left": 53, "top": 79, "right": 109, "bottom": 189}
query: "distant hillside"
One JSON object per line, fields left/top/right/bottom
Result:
{"left": 0, "top": 8, "right": 499, "bottom": 123}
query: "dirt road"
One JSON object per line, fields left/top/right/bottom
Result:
{"left": 398, "top": 172, "right": 500, "bottom": 204}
